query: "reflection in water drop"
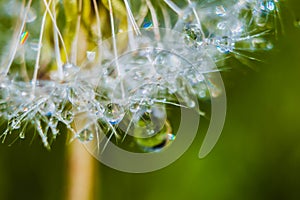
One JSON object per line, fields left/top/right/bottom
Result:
{"left": 104, "top": 103, "right": 125, "bottom": 125}
{"left": 26, "top": 8, "right": 37, "bottom": 23}
{"left": 135, "top": 120, "right": 175, "bottom": 153}
{"left": 77, "top": 128, "right": 94, "bottom": 142}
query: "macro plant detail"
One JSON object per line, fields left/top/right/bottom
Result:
{"left": 0, "top": 0, "right": 281, "bottom": 169}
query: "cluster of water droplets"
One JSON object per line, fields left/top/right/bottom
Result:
{"left": 174, "top": 0, "right": 280, "bottom": 61}
{"left": 0, "top": 0, "right": 282, "bottom": 153}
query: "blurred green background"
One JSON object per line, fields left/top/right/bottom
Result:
{"left": 1, "top": 0, "right": 300, "bottom": 200}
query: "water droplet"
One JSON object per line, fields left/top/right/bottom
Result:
{"left": 266, "top": 1, "right": 275, "bottom": 11}
{"left": 10, "top": 117, "right": 21, "bottom": 129}
{"left": 135, "top": 120, "right": 175, "bottom": 153}
{"left": 215, "top": 5, "right": 227, "bottom": 17}
{"left": 86, "top": 51, "right": 96, "bottom": 61}
{"left": 217, "top": 22, "right": 227, "bottom": 30}
{"left": 19, "top": 131, "right": 25, "bottom": 139}
{"left": 251, "top": 38, "right": 270, "bottom": 50}
{"left": 130, "top": 102, "right": 141, "bottom": 113}
{"left": 198, "top": 89, "right": 207, "bottom": 98}
{"left": 133, "top": 105, "right": 167, "bottom": 139}
{"left": 142, "top": 20, "right": 153, "bottom": 29}
{"left": 26, "top": 8, "right": 37, "bottom": 23}
{"left": 259, "top": 1, "right": 275, "bottom": 11}
{"left": 183, "top": 24, "right": 203, "bottom": 47}
{"left": 40, "top": 100, "right": 56, "bottom": 117}
{"left": 104, "top": 103, "right": 125, "bottom": 125}
{"left": 77, "top": 128, "right": 94, "bottom": 142}
{"left": 216, "top": 36, "right": 234, "bottom": 54}
{"left": 63, "top": 111, "right": 74, "bottom": 124}
{"left": 63, "top": 63, "right": 80, "bottom": 79}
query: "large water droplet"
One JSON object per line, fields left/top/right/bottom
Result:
{"left": 183, "top": 24, "right": 203, "bottom": 47}
{"left": 133, "top": 104, "right": 167, "bottom": 139}
{"left": 104, "top": 103, "right": 125, "bottom": 125}
{"left": 77, "top": 128, "right": 94, "bottom": 142}
{"left": 135, "top": 120, "right": 175, "bottom": 153}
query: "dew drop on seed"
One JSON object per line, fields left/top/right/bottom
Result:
{"left": 86, "top": 51, "right": 96, "bottom": 61}
{"left": 130, "top": 103, "right": 141, "bottom": 113}
{"left": 63, "top": 111, "right": 74, "bottom": 124}
{"left": 19, "top": 131, "right": 25, "bottom": 139}
{"left": 133, "top": 105, "right": 167, "bottom": 139}
{"left": 215, "top": 5, "right": 226, "bottom": 17}
{"left": 26, "top": 9, "right": 37, "bottom": 23}
{"left": 77, "top": 128, "right": 94, "bottom": 142}
{"left": 198, "top": 90, "right": 206, "bottom": 98}
{"left": 11, "top": 117, "right": 21, "bottom": 129}
{"left": 52, "top": 63, "right": 80, "bottom": 81}
{"left": 40, "top": 100, "right": 56, "bottom": 117}
{"left": 217, "top": 22, "right": 226, "bottom": 30}
{"left": 104, "top": 103, "right": 125, "bottom": 125}
{"left": 135, "top": 121, "right": 175, "bottom": 153}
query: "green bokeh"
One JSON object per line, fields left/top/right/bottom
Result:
{"left": 1, "top": 1, "right": 300, "bottom": 200}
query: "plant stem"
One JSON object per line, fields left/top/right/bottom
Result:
{"left": 66, "top": 141, "right": 96, "bottom": 200}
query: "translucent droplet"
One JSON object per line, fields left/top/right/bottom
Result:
{"left": 135, "top": 121, "right": 175, "bottom": 153}
{"left": 217, "top": 22, "right": 226, "bottom": 30}
{"left": 86, "top": 51, "right": 96, "bottom": 61}
{"left": 130, "top": 103, "right": 141, "bottom": 113}
{"left": 77, "top": 128, "right": 94, "bottom": 142}
{"left": 216, "top": 36, "right": 234, "bottom": 54}
{"left": 259, "top": 1, "right": 275, "bottom": 11}
{"left": 40, "top": 100, "right": 56, "bottom": 117}
{"left": 26, "top": 9, "right": 37, "bottom": 23}
{"left": 104, "top": 103, "right": 125, "bottom": 125}
{"left": 266, "top": 1, "right": 275, "bottom": 11}
{"left": 142, "top": 20, "right": 153, "bottom": 29}
{"left": 183, "top": 24, "right": 203, "bottom": 47}
{"left": 10, "top": 117, "right": 21, "bottom": 129}
{"left": 63, "top": 63, "right": 80, "bottom": 79}
{"left": 63, "top": 111, "right": 74, "bottom": 124}
{"left": 19, "top": 131, "right": 25, "bottom": 139}
{"left": 51, "top": 63, "right": 80, "bottom": 81}
{"left": 215, "top": 5, "right": 226, "bottom": 17}
{"left": 251, "top": 38, "right": 270, "bottom": 50}
{"left": 133, "top": 105, "right": 167, "bottom": 139}
{"left": 199, "top": 90, "right": 206, "bottom": 98}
